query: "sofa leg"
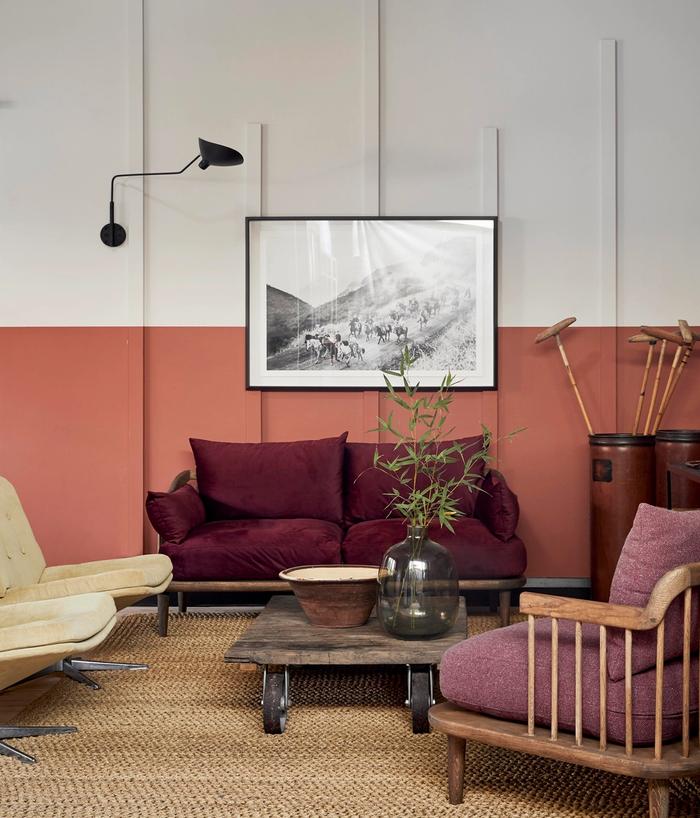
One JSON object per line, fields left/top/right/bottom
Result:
{"left": 157, "top": 593, "right": 169, "bottom": 637}
{"left": 498, "top": 590, "right": 511, "bottom": 627}
{"left": 447, "top": 734, "right": 466, "bottom": 805}
{"left": 177, "top": 592, "right": 188, "bottom": 614}
{"left": 648, "top": 779, "right": 669, "bottom": 818}
{"left": 488, "top": 590, "right": 498, "bottom": 613}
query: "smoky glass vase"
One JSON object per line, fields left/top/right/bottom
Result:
{"left": 377, "top": 525, "right": 460, "bottom": 639}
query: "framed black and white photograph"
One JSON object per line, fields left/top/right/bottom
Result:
{"left": 246, "top": 217, "right": 497, "bottom": 390}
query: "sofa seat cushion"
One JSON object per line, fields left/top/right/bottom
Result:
{"left": 343, "top": 435, "right": 486, "bottom": 525}
{"left": 160, "top": 518, "right": 343, "bottom": 582}
{"left": 191, "top": 434, "right": 347, "bottom": 524}
{"left": 440, "top": 618, "right": 699, "bottom": 746}
{"left": 341, "top": 518, "right": 526, "bottom": 579}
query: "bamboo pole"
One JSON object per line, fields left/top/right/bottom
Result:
{"left": 643, "top": 340, "right": 666, "bottom": 436}
{"left": 535, "top": 317, "right": 594, "bottom": 436}
{"left": 628, "top": 334, "right": 656, "bottom": 435}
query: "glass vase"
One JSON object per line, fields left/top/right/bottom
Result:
{"left": 377, "top": 525, "right": 460, "bottom": 639}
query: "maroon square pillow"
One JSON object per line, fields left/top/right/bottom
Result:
{"left": 607, "top": 504, "right": 700, "bottom": 681}
{"left": 146, "top": 484, "right": 206, "bottom": 544}
{"left": 474, "top": 470, "right": 520, "bottom": 541}
{"left": 343, "top": 434, "right": 486, "bottom": 524}
{"left": 190, "top": 434, "right": 348, "bottom": 524}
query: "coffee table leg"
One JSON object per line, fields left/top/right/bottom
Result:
{"left": 262, "top": 665, "right": 289, "bottom": 734}
{"left": 409, "top": 664, "right": 434, "bottom": 734}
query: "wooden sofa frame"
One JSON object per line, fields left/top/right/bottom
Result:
{"left": 429, "top": 562, "right": 700, "bottom": 818}
{"left": 154, "top": 469, "right": 526, "bottom": 637}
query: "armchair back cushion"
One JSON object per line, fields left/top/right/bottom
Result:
{"left": 0, "top": 476, "right": 46, "bottom": 597}
{"left": 191, "top": 434, "right": 348, "bottom": 525}
{"left": 146, "top": 484, "right": 206, "bottom": 544}
{"left": 607, "top": 503, "right": 700, "bottom": 681}
{"left": 343, "top": 435, "right": 486, "bottom": 524}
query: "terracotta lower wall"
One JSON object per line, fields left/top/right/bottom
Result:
{"left": 2, "top": 326, "right": 698, "bottom": 576}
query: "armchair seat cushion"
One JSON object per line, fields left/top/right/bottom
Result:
{"left": 341, "top": 518, "right": 526, "bottom": 579}
{"left": 160, "top": 518, "right": 343, "bottom": 582}
{"left": 0, "top": 593, "right": 117, "bottom": 655}
{"left": 440, "top": 618, "right": 699, "bottom": 745}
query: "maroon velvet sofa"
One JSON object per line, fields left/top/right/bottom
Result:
{"left": 146, "top": 433, "right": 527, "bottom": 636}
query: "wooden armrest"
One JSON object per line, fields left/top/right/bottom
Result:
{"left": 520, "top": 592, "right": 651, "bottom": 630}
{"left": 167, "top": 469, "right": 196, "bottom": 493}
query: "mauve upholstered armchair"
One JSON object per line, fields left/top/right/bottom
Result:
{"left": 430, "top": 504, "right": 700, "bottom": 818}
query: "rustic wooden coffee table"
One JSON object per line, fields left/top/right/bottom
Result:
{"left": 224, "top": 595, "right": 467, "bottom": 735}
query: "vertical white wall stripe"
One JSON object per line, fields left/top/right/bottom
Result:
{"left": 362, "top": 0, "right": 380, "bottom": 217}
{"left": 245, "top": 123, "right": 264, "bottom": 442}
{"left": 127, "top": 0, "right": 144, "bottom": 326}
{"left": 362, "top": 0, "right": 381, "bottom": 442}
{"left": 480, "top": 126, "right": 500, "bottom": 460}
{"left": 245, "top": 123, "right": 263, "bottom": 219}
{"left": 599, "top": 39, "right": 618, "bottom": 431}
{"left": 600, "top": 39, "right": 617, "bottom": 327}
{"left": 480, "top": 127, "right": 499, "bottom": 217}
{"left": 126, "top": 0, "right": 145, "bottom": 552}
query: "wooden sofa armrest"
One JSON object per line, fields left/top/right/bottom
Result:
{"left": 167, "top": 469, "right": 196, "bottom": 493}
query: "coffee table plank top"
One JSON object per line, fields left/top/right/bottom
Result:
{"left": 224, "top": 595, "right": 467, "bottom": 666}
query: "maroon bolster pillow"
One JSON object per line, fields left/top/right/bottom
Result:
{"left": 343, "top": 434, "right": 487, "bottom": 525}
{"left": 474, "top": 470, "right": 520, "bottom": 542}
{"left": 607, "top": 504, "right": 700, "bottom": 682}
{"left": 190, "top": 433, "right": 348, "bottom": 525}
{"left": 146, "top": 484, "right": 206, "bottom": 544}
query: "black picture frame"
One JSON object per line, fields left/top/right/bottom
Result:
{"left": 246, "top": 216, "right": 498, "bottom": 391}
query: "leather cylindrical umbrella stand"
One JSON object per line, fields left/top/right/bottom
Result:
{"left": 655, "top": 430, "right": 700, "bottom": 509}
{"left": 590, "top": 434, "right": 655, "bottom": 602}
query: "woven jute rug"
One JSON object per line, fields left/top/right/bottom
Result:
{"left": 2, "top": 611, "right": 700, "bottom": 818}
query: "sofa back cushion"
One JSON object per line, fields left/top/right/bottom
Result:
{"left": 190, "top": 434, "right": 348, "bottom": 524}
{"left": 343, "top": 435, "right": 486, "bottom": 524}
{"left": 146, "top": 484, "right": 206, "bottom": 544}
{"left": 607, "top": 503, "right": 700, "bottom": 681}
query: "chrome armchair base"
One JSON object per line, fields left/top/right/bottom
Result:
{"left": 62, "top": 658, "right": 149, "bottom": 690}
{"left": 27, "top": 658, "right": 149, "bottom": 690}
{"left": 0, "top": 725, "right": 77, "bottom": 764}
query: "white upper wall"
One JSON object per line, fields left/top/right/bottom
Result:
{"left": 144, "top": 0, "right": 366, "bottom": 326}
{"left": 2, "top": 0, "right": 699, "bottom": 327}
{"left": 0, "top": 0, "right": 135, "bottom": 326}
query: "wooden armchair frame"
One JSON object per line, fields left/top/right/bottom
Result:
{"left": 154, "top": 469, "right": 525, "bottom": 636}
{"left": 429, "top": 563, "right": 700, "bottom": 818}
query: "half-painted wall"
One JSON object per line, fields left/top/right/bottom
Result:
{"left": 2, "top": 0, "right": 700, "bottom": 576}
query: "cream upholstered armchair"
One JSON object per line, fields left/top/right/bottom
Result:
{"left": 0, "top": 592, "right": 116, "bottom": 763}
{"left": 0, "top": 476, "right": 173, "bottom": 685}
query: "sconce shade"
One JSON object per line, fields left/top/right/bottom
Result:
{"left": 198, "top": 138, "right": 244, "bottom": 170}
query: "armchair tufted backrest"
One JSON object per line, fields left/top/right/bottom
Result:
{"left": 0, "top": 477, "right": 46, "bottom": 596}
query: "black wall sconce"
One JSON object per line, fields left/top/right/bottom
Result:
{"left": 100, "top": 138, "right": 244, "bottom": 247}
